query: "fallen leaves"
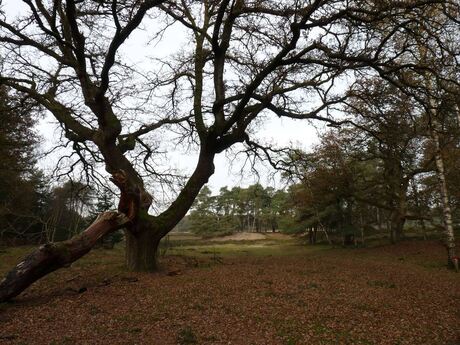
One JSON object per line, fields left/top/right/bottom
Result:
{"left": 0, "top": 240, "right": 458, "bottom": 345}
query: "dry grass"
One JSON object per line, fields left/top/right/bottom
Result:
{"left": 0, "top": 238, "right": 458, "bottom": 345}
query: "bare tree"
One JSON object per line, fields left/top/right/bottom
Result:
{"left": 1, "top": 0, "right": 458, "bottom": 301}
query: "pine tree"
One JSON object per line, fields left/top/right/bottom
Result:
{"left": 0, "top": 86, "right": 43, "bottom": 243}
{"left": 92, "top": 190, "right": 122, "bottom": 248}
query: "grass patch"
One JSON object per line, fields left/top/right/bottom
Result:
{"left": 367, "top": 280, "right": 396, "bottom": 289}
{"left": 167, "top": 241, "right": 326, "bottom": 258}
{"left": 177, "top": 327, "right": 198, "bottom": 345}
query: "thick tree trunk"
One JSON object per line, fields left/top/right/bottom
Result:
{"left": 124, "top": 229, "right": 160, "bottom": 271}
{"left": 384, "top": 160, "right": 408, "bottom": 244}
{"left": 0, "top": 172, "right": 137, "bottom": 302}
{"left": 0, "top": 212, "right": 128, "bottom": 302}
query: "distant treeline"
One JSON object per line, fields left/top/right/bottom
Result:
{"left": 185, "top": 185, "right": 289, "bottom": 236}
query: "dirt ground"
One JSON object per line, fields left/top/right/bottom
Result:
{"left": 0, "top": 239, "right": 458, "bottom": 345}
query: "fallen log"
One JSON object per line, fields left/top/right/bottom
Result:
{"left": 0, "top": 211, "right": 129, "bottom": 303}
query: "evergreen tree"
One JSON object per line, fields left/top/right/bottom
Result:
{"left": 0, "top": 86, "right": 45, "bottom": 243}
{"left": 92, "top": 190, "right": 122, "bottom": 248}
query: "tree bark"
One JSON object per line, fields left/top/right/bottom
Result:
{"left": 151, "top": 148, "right": 216, "bottom": 239}
{"left": 390, "top": 208, "right": 406, "bottom": 244}
{"left": 0, "top": 144, "right": 221, "bottom": 302}
{"left": 0, "top": 212, "right": 129, "bottom": 303}
{"left": 412, "top": 182, "right": 428, "bottom": 240}
{"left": 0, "top": 171, "right": 138, "bottom": 302}
{"left": 430, "top": 117, "right": 457, "bottom": 267}
{"left": 124, "top": 229, "right": 160, "bottom": 271}
{"left": 385, "top": 159, "right": 408, "bottom": 243}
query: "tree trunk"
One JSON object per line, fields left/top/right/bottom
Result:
{"left": 0, "top": 172, "right": 136, "bottom": 302}
{"left": 390, "top": 210, "right": 406, "bottom": 243}
{"left": 319, "top": 223, "right": 332, "bottom": 245}
{"left": 130, "top": 147, "right": 216, "bottom": 270}
{"left": 420, "top": 218, "right": 427, "bottom": 240}
{"left": 389, "top": 181, "right": 408, "bottom": 243}
{"left": 124, "top": 229, "right": 160, "bottom": 271}
{"left": 412, "top": 182, "right": 428, "bottom": 240}
{"left": 0, "top": 212, "right": 129, "bottom": 302}
{"left": 431, "top": 117, "right": 457, "bottom": 267}
{"left": 376, "top": 207, "right": 383, "bottom": 233}
{"left": 416, "top": 38, "right": 457, "bottom": 268}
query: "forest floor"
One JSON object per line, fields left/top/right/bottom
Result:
{"left": 0, "top": 235, "right": 458, "bottom": 345}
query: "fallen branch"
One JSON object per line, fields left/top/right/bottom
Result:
{"left": 0, "top": 170, "right": 144, "bottom": 302}
{"left": 0, "top": 211, "right": 129, "bottom": 303}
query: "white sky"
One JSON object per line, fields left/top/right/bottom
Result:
{"left": 3, "top": 1, "right": 324, "bottom": 194}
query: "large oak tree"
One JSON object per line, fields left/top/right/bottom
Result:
{"left": 0, "top": 0, "right": 458, "bottom": 301}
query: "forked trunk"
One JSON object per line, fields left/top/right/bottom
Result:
{"left": 121, "top": 148, "right": 216, "bottom": 271}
